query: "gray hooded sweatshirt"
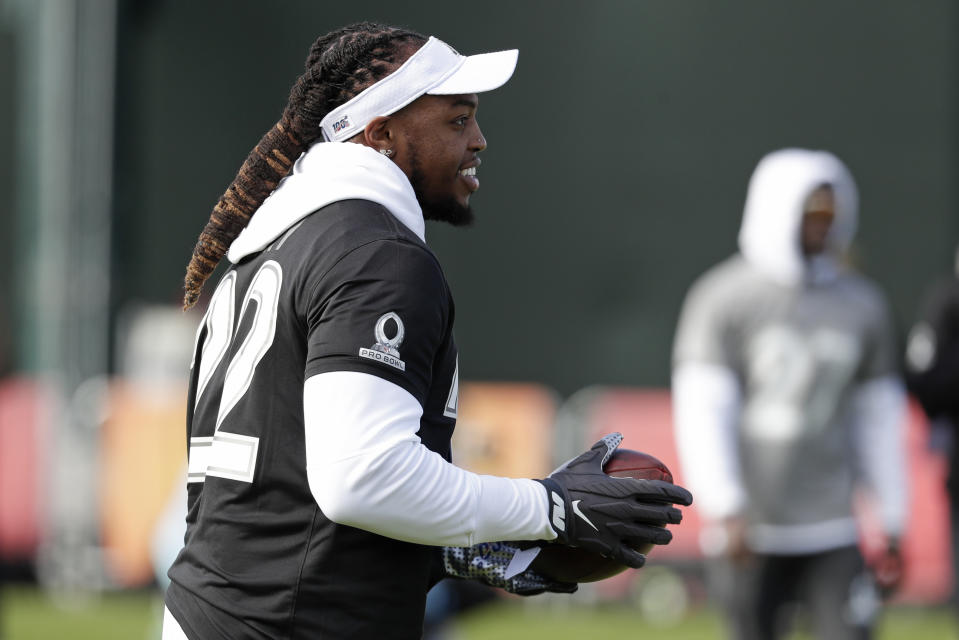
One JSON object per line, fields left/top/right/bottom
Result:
{"left": 672, "top": 148, "right": 906, "bottom": 555}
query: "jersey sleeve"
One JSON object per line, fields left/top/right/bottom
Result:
{"left": 303, "top": 239, "right": 448, "bottom": 406}
{"left": 859, "top": 285, "right": 902, "bottom": 381}
{"left": 673, "top": 269, "right": 737, "bottom": 369}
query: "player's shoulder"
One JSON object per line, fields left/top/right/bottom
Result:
{"left": 278, "top": 200, "right": 441, "bottom": 280}
{"left": 296, "top": 199, "right": 426, "bottom": 253}
{"left": 683, "top": 255, "right": 755, "bottom": 305}
{"left": 674, "top": 257, "right": 756, "bottom": 337}
{"left": 834, "top": 269, "right": 890, "bottom": 312}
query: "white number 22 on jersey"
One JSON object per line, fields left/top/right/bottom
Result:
{"left": 187, "top": 261, "right": 283, "bottom": 484}
{"left": 744, "top": 325, "right": 859, "bottom": 440}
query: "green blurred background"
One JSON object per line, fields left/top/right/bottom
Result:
{"left": 1, "top": 1, "right": 957, "bottom": 638}
{"left": 3, "top": 0, "right": 956, "bottom": 392}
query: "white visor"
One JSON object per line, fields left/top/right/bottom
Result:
{"left": 319, "top": 36, "right": 518, "bottom": 143}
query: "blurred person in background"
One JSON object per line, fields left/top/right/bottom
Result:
{"left": 904, "top": 243, "right": 959, "bottom": 615}
{"left": 162, "top": 21, "right": 691, "bottom": 640}
{"left": 671, "top": 148, "right": 907, "bottom": 640}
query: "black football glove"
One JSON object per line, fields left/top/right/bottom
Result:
{"left": 536, "top": 432, "right": 692, "bottom": 569}
{"left": 442, "top": 542, "right": 577, "bottom": 595}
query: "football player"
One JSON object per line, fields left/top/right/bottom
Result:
{"left": 904, "top": 244, "right": 959, "bottom": 614}
{"left": 163, "top": 22, "right": 691, "bottom": 640}
{"left": 672, "top": 149, "right": 906, "bottom": 640}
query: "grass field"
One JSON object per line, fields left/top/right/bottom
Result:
{"left": 1, "top": 586, "right": 957, "bottom": 639}
{"left": 453, "top": 601, "right": 959, "bottom": 639}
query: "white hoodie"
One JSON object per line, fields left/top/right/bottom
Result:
{"left": 738, "top": 148, "right": 858, "bottom": 286}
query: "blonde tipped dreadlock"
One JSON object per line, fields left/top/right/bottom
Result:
{"left": 182, "top": 22, "right": 426, "bottom": 309}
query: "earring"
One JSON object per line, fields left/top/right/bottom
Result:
{"left": 379, "top": 148, "right": 394, "bottom": 157}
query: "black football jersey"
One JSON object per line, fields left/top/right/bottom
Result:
{"left": 166, "top": 199, "right": 459, "bottom": 639}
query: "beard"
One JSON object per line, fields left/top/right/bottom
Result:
{"left": 408, "top": 146, "right": 475, "bottom": 227}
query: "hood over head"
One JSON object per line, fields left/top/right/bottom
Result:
{"left": 737, "top": 148, "right": 858, "bottom": 285}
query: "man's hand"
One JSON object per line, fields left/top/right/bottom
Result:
{"left": 536, "top": 433, "right": 693, "bottom": 568}
{"left": 442, "top": 542, "right": 577, "bottom": 595}
{"left": 720, "top": 515, "right": 752, "bottom": 564}
{"left": 872, "top": 539, "right": 904, "bottom": 599}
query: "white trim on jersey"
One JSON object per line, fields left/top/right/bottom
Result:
{"left": 162, "top": 606, "right": 189, "bottom": 640}
{"left": 850, "top": 375, "right": 908, "bottom": 536}
{"left": 672, "top": 361, "right": 746, "bottom": 521}
{"left": 303, "top": 371, "right": 556, "bottom": 546}
{"left": 749, "top": 517, "right": 860, "bottom": 554}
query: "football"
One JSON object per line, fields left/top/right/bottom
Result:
{"left": 529, "top": 448, "right": 674, "bottom": 583}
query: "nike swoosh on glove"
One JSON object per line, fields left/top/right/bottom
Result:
{"left": 442, "top": 542, "right": 577, "bottom": 595}
{"left": 536, "top": 432, "right": 693, "bottom": 569}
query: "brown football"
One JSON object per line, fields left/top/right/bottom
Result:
{"left": 529, "top": 448, "right": 673, "bottom": 583}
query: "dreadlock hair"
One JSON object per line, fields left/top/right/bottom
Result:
{"left": 182, "top": 22, "right": 427, "bottom": 309}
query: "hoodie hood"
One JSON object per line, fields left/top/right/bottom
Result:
{"left": 227, "top": 142, "right": 424, "bottom": 263}
{"left": 737, "top": 148, "right": 858, "bottom": 286}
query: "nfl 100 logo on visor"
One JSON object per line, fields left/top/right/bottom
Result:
{"left": 331, "top": 115, "right": 351, "bottom": 134}
{"left": 359, "top": 312, "right": 406, "bottom": 371}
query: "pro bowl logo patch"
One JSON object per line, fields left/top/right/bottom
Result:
{"left": 359, "top": 312, "right": 406, "bottom": 371}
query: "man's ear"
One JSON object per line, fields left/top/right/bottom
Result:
{"left": 361, "top": 116, "right": 393, "bottom": 153}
